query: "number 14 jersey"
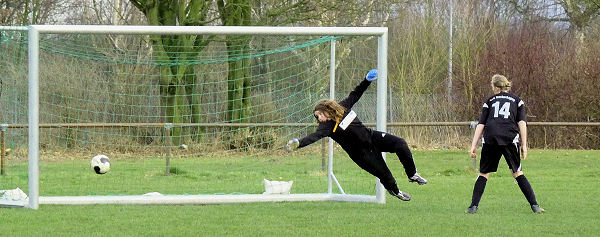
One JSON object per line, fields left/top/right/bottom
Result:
{"left": 478, "top": 92, "right": 526, "bottom": 145}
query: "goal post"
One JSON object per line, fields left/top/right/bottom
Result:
{"left": 0, "top": 25, "right": 388, "bottom": 209}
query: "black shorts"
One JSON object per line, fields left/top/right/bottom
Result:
{"left": 480, "top": 143, "right": 522, "bottom": 174}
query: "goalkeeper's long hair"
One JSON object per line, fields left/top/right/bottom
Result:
{"left": 314, "top": 99, "right": 346, "bottom": 123}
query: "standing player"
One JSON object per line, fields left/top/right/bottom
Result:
{"left": 467, "top": 74, "right": 545, "bottom": 214}
{"left": 286, "top": 69, "right": 427, "bottom": 201}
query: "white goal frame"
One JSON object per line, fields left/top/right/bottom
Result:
{"left": 4, "top": 25, "right": 388, "bottom": 209}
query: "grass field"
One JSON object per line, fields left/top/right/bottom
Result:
{"left": 1, "top": 149, "right": 599, "bottom": 236}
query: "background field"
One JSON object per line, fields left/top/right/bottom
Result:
{"left": 1, "top": 149, "right": 598, "bottom": 236}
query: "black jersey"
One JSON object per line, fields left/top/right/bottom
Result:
{"left": 298, "top": 79, "right": 374, "bottom": 157}
{"left": 478, "top": 92, "right": 526, "bottom": 145}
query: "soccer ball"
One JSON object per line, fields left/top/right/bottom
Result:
{"left": 91, "top": 154, "right": 110, "bottom": 174}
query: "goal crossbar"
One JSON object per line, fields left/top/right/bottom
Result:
{"left": 29, "top": 25, "right": 387, "bottom": 36}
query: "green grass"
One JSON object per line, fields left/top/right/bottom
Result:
{"left": 1, "top": 149, "right": 599, "bottom": 236}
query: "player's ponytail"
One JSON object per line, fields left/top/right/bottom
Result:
{"left": 491, "top": 74, "right": 512, "bottom": 92}
{"left": 314, "top": 99, "right": 346, "bottom": 123}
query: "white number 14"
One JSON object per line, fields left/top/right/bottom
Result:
{"left": 491, "top": 101, "right": 510, "bottom": 118}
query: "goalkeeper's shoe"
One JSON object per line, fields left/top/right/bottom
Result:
{"left": 409, "top": 173, "right": 428, "bottom": 185}
{"left": 388, "top": 190, "right": 411, "bottom": 201}
{"left": 531, "top": 205, "right": 545, "bottom": 214}
{"left": 467, "top": 206, "right": 478, "bottom": 214}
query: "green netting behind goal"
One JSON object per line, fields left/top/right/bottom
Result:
{"left": 1, "top": 27, "right": 382, "bottom": 206}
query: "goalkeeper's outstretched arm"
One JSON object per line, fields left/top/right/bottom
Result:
{"left": 287, "top": 122, "right": 333, "bottom": 152}
{"left": 288, "top": 69, "right": 376, "bottom": 153}
{"left": 338, "top": 69, "right": 377, "bottom": 109}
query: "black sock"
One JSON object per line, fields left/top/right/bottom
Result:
{"left": 470, "top": 176, "right": 487, "bottom": 207}
{"left": 387, "top": 187, "right": 400, "bottom": 196}
{"left": 383, "top": 181, "right": 400, "bottom": 196}
{"left": 516, "top": 175, "right": 538, "bottom": 206}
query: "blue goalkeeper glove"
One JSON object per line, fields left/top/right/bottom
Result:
{"left": 286, "top": 139, "right": 299, "bottom": 152}
{"left": 365, "top": 69, "right": 378, "bottom": 81}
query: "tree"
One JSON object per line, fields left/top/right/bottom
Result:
{"left": 215, "top": 0, "right": 400, "bottom": 122}
{"left": 127, "top": 0, "right": 401, "bottom": 127}
{"left": 129, "top": 0, "right": 215, "bottom": 144}
{"left": 0, "top": 0, "right": 66, "bottom": 25}
{"left": 506, "top": 0, "right": 600, "bottom": 44}
{"left": 217, "top": 0, "right": 252, "bottom": 122}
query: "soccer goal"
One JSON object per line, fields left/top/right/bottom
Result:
{"left": 0, "top": 25, "right": 388, "bottom": 209}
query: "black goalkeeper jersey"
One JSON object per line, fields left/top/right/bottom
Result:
{"left": 298, "top": 79, "right": 374, "bottom": 158}
{"left": 478, "top": 92, "right": 526, "bottom": 145}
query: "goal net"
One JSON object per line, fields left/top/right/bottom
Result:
{"left": 0, "top": 26, "right": 388, "bottom": 209}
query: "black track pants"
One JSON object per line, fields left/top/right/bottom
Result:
{"left": 371, "top": 130, "right": 417, "bottom": 178}
{"left": 349, "top": 150, "right": 399, "bottom": 193}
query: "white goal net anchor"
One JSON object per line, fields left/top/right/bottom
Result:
{"left": 0, "top": 187, "right": 28, "bottom": 207}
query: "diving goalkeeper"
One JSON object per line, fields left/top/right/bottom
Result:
{"left": 287, "top": 69, "right": 427, "bottom": 201}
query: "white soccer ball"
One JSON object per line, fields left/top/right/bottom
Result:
{"left": 91, "top": 154, "right": 110, "bottom": 174}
